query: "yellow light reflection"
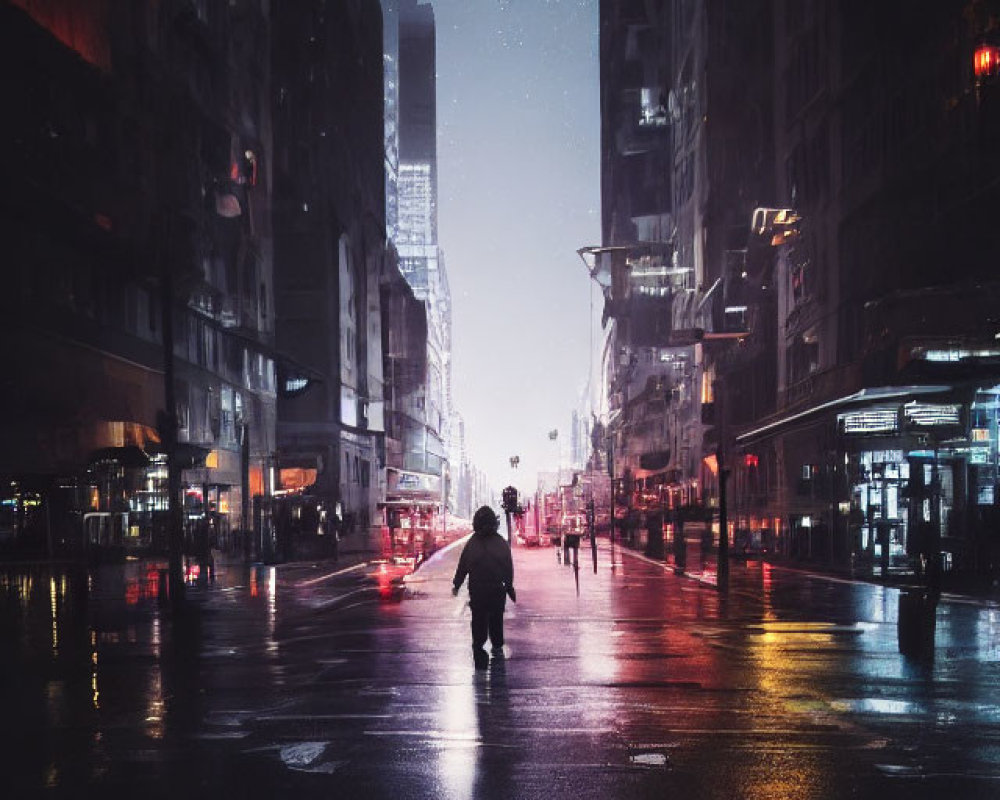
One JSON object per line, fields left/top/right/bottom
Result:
{"left": 90, "top": 629, "right": 100, "bottom": 710}
{"left": 145, "top": 668, "right": 165, "bottom": 740}
{"left": 49, "top": 577, "right": 59, "bottom": 657}
{"left": 743, "top": 615, "right": 842, "bottom": 799}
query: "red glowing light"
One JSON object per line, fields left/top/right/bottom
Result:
{"left": 975, "top": 45, "right": 1000, "bottom": 78}
{"left": 125, "top": 582, "right": 139, "bottom": 605}
{"left": 743, "top": 454, "right": 759, "bottom": 468}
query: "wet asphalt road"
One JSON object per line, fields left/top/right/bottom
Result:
{"left": 4, "top": 538, "right": 1000, "bottom": 799}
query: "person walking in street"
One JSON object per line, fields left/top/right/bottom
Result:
{"left": 452, "top": 505, "right": 517, "bottom": 669}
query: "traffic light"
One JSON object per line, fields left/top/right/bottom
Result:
{"left": 501, "top": 485, "right": 518, "bottom": 513}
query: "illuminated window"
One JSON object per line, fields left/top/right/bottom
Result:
{"left": 701, "top": 370, "right": 714, "bottom": 404}
{"left": 639, "top": 88, "right": 667, "bottom": 127}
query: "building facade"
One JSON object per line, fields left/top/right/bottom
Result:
{"left": 733, "top": 0, "right": 1000, "bottom": 579}
{"left": 388, "top": 0, "right": 453, "bottom": 521}
{"left": 593, "top": 0, "right": 1000, "bottom": 585}
{"left": 1, "top": 0, "right": 277, "bottom": 558}
{"left": 271, "top": 0, "right": 387, "bottom": 557}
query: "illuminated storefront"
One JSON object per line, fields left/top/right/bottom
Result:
{"left": 735, "top": 378, "right": 1000, "bottom": 575}
{"left": 379, "top": 467, "right": 444, "bottom": 567}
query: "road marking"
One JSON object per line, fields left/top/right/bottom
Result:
{"left": 296, "top": 563, "right": 369, "bottom": 587}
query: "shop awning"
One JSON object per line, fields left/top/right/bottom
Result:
{"left": 735, "top": 385, "right": 952, "bottom": 446}
{"left": 88, "top": 446, "right": 151, "bottom": 468}
{"left": 639, "top": 450, "right": 671, "bottom": 471}
{"left": 146, "top": 442, "right": 211, "bottom": 469}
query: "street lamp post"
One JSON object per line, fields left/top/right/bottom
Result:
{"left": 607, "top": 433, "right": 616, "bottom": 569}
{"left": 714, "top": 378, "right": 730, "bottom": 589}
{"left": 159, "top": 219, "right": 185, "bottom": 610}
{"left": 689, "top": 329, "right": 746, "bottom": 591}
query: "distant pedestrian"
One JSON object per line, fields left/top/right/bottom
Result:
{"left": 194, "top": 516, "right": 214, "bottom": 584}
{"left": 452, "top": 505, "right": 516, "bottom": 669}
{"left": 321, "top": 506, "right": 340, "bottom": 563}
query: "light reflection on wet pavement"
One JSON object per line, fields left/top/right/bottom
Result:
{"left": 3, "top": 541, "right": 1000, "bottom": 799}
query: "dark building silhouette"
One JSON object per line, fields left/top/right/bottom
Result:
{"left": 0, "top": 0, "right": 277, "bottom": 557}
{"left": 594, "top": 0, "right": 1000, "bottom": 585}
{"left": 736, "top": 0, "right": 1000, "bottom": 578}
{"left": 271, "top": 0, "right": 387, "bottom": 555}
{"left": 589, "top": 0, "right": 774, "bottom": 540}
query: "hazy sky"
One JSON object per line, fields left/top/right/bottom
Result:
{"left": 433, "top": 0, "right": 601, "bottom": 495}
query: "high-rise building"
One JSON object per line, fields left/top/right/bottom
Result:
{"left": 733, "top": 0, "right": 1000, "bottom": 575}
{"left": 382, "top": 0, "right": 401, "bottom": 242}
{"left": 594, "top": 0, "right": 1000, "bottom": 585}
{"left": 585, "top": 0, "right": 700, "bottom": 541}
{"left": 271, "top": 0, "right": 387, "bottom": 556}
{"left": 378, "top": 0, "right": 456, "bottom": 552}
{"left": 396, "top": 0, "right": 451, "bottom": 482}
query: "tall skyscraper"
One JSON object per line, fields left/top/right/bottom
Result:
{"left": 396, "top": 0, "right": 451, "bottom": 483}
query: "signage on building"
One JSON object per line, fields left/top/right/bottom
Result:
{"left": 903, "top": 402, "right": 961, "bottom": 427}
{"left": 387, "top": 467, "right": 441, "bottom": 501}
{"left": 839, "top": 408, "right": 898, "bottom": 435}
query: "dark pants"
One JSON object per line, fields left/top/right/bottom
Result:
{"left": 470, "top": 589, "right": 506, "bottom": 662}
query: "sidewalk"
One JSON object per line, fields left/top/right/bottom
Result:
{"left": 608, "top": 521, "right": 1000, "bottom": 603}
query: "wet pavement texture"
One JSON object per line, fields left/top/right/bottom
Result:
{"left": 4, "top": 538, "right": 1000, "bottom": 799}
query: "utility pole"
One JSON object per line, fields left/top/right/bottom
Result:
{"left": 716, "top": 378, "right": 729, "bottom": 588}
{"left": 588, "top": 495, "right": 597, "bottom": 574}
{"left": 160, "top": 233, "right": 185, "bottom": 609}
{"left": 240, "top": 422, "right": 251, "bottom": 560}
{"left": 154, "top": 82, "right": 189, "bottom": 610}
{"left": 608, "top": 434, "right": 616, "bottom": 569}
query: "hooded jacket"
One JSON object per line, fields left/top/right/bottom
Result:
{"left": 452, "top": 529, "right": 514, "bottom": 602}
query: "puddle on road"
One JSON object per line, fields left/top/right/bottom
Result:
{"left": 875, "top": 764, "right": 923, "bottom": 777}
{"left": 276, "top": 741, "right": 346, "bottom": 774}
{"left": 630, "top": 752, "right": 668, "bottom": 767}
{"left": 356, "top": 685, "right": 402, "bottom": 698}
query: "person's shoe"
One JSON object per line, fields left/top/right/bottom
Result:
{"left": 491, "top": 645, "right": 505, "bottom": 659}
{"left": 473, "top": 648, "right": 489, "bottom": 669}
